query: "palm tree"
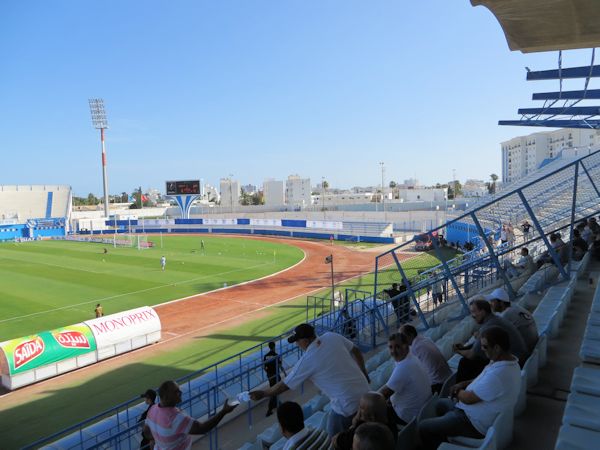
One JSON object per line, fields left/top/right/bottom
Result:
{"left": 490, "top": 173, "right": 499, "bottom": 194}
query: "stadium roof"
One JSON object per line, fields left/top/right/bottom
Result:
{"left": 471, "top": 0, "right": 600, "bottom": 53}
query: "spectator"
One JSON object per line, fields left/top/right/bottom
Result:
{"left": 453, "top": 299, "right": 527, "bottom": 382}
{"left": 589, "top": 217, "right": 600, "bottom": 235}
{"left": 138, "top": 389, "right": 156, "bottom": 450}
{"left": 384, "top": 283, "right": 402, "bottom": 324}
{"left": 418, "top": 327, "right": 521, "bottom": 450}
{"left": 378, "top": 333, "right": 431, "bottom": 425}
{"left": 263, "top": 341, "right": 287, "bottom": 417}
{"left": 143, "top": 380, "right": 236, "bottom": 450}
{"left": 332, "top": 392, "right": 396, "bottom": 450}
{"left": 521, "top": 220, "right": 532, "bottom": 241}
{"left": 399, "top": 324, "right": 452, "bottom": 393}
{"left": 504, "top": 247, "right": 536, "bottom": 278}
{"left": 352, "top": 422, "right": 395, "bottom": 450}
{"left": 276, "top": 401, "right": 311, "bottom": 450}
{"left": 342, "top": 310, "right": 357, "bottom": 340}
{"left": 572, "top": 229, "right": 588, "bottom": 260}
{"left": 486, "top": 288, "right": 539, "bottom": 353}
{"left": 250, "top": 324, "right": 370, "bottom": 436}
{"left": 431, "top": 273, "right": 444, "bottom": 306}
{"left": 500, "top": 224, "right": 508, "bottom": 245}
{"left": 577, "top": 221, "right": 593, "bottom": 245}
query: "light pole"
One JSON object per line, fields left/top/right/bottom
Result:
{"left": 452, "top": 168, "right": 457, "bottom": 201}
{"left": 322, "top": 177, "right": 327, "bottom": 219}
{"left": 380, "top": 162, "right": 385, "bottom": 212}
{"left": 89, "top": 99, "right": 110, "bottom": 218}
{"left": 229, "top": 174, "right": 234, "bottom": 214}
{"left": 325, "top": 254, "right": 335, "bottom": 311}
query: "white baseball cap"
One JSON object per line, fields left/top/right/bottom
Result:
{"left": 484, "top": 287, "right": 510, "bottom": 303}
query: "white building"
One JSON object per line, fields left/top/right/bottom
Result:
{"left": 462, "top": 179, "right": 488, "bottom": 198}
{"left": 220, "top": 178, "right": 240, "bottom": 211}
{"left": 311, "top": 192, "right": 374, "bottom": 206}
{"left": 204, "top": 184, "right": 219, "bottom": 203}
{"left": 501, "top": 128, "right": 600, "bottom": 184}
{"left": 285, "top": 175, "right": 311, "bottom": 208}
{"left": 397, "top": 188, "right": 447, "bottom": 202}
{"left": 263, "top": 179, "right": 285, "bottom": 206}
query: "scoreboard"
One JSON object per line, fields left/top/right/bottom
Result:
{"left": 166, "top": 180, "right": 200, "bottom": 195}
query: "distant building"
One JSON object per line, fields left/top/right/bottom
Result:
{"left": 463, "top": 179, "right": 488, "bottom": 198}
{"left": 501, "top": 128, "right": 600, "bottom": 184}
{"left": 285, "top": 175, "right": 311, "bottom": 208}
{"left": 402, "top": 178, "right": 420, "bottom": 188}
{"left": 397, "top": 188, "right": 446, "bottom": 202}
{"left": 220, "top": 178, "right": 240, "bottom": 210}
{"left": 263, "top": 179, "right": 285, "bottom": 206}
{"left": 204, "top": 184, "right": 219, "bottom": 203}
{"left": 241, "top": 184, "right": 257, "bottom": 195}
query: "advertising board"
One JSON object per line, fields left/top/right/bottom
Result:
{"left": 84, "top": 306, "right": 161, "bottom": 348}
{"left": 0, "top": 324, "right": 96, "bottom": 376}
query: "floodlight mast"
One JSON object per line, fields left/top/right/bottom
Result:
{"left": 88, "top": 99, "right": 110, "bottom": 218}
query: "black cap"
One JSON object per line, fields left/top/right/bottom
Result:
{"left": 287, "top": 324, "right": 315, "bottom": 343}
{"left": 141, "top": 389, "right": 157, "bottom": 402}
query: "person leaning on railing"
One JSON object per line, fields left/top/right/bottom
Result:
{"left": 250, "top": 324, "right": 370, "bottom": 437}
{"left": 143, "top": 380, "right": 237, "bottom": 450}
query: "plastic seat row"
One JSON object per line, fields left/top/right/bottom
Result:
{"left": 580, "top": 279, "right": 600, "bottom": 363}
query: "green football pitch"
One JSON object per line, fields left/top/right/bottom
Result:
{"left": 0, "top": 235, "right": 304, "bottom": 342}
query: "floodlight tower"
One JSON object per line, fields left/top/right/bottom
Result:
{"left": 89, "top": 99, "right": 110, "bottom": 218}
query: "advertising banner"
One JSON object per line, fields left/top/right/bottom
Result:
{"left": 249, "top": 218, "right": 282, "bottom": 227}
{"left": 0, "top": 324, "right": 96, "bottom": 375}
{"left": 204, "top": 218, "right": 236, "bottom": 226}
{"left": 306, "top": 220, "right": 343, "bottom": 230}
{"left": 84, "top": 306, "right": 161, "bottom": 349}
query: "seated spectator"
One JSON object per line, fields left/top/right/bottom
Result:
{"left": 342, "top": 310, "right": 357, "bottom": 340}
{"left": 352, "top": 422, "right": 395, "bottom": 450}
{"left": 276, "top": 401, "right": 312, "bottom": 450}
{"left": 143, "top": 380, "right": 236, "bottom": 450}
{"left": 399, "top": 324, "right": 452, "bottom": 393}
{"left": 250, "top": 324, "right": 370, "bottom": 437}
{"left": 589, "top": 217, "right": 600, "bottom": 236}
{"left": 486, "top": 288, "right": 539, "bottom": 353}
{"left": 418, "top": 327, "right": 521, "bottom": 450}
{"left": 453, "top": 299, "right": 527, "bottom": 382}
{"left": 332, "top": 392, "right": 396, "bottom": 450}
{"left": 378, "top": 333, "right": 431, "bottom": 425}
{"left": 577, "top": 221, "right": 593, "bottom": 245}
{"left": 504, "top": 247, "right": 535, "bottom": 278}
{"left": 537, "top": 233, "right": 569, "bottom": 268}
{"left": 572, "top": 229, "right": 588, "bottom": 260}
{"left": 138, "top": 389, "right": 157, "bottom": 450}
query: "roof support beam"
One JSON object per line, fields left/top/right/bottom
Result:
{"left": 532, "top": 89, "right": 600, "bottom": 100}
{"left": 526, "top": 65, "right": 600, "bottom": 81}
{"left": 517, "top": 106, "right": 600, "bottom": 116}
{"left": 498, "top": 120, "right": 600, "bottom": 128}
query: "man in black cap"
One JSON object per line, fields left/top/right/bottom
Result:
{"left": 250, "top": 323, "right": 370, "bottom": 437}
{"left": 138, "top": 389, "right": 156, "bottom": 449}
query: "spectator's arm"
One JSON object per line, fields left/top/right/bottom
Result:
{"left": 190, "top": 400, "right": 237, "bottom": 434}
{"left": 350, "top": 346, "right": 370, "bottom": 383}
{"left": 456, "top": 389, "right": 482, "bottom": 405}
{"left": 250, "top": 381, "right": 289, "bottom": 400}
{"left": 378, "top": 385, "right": 394, "bottom": 400}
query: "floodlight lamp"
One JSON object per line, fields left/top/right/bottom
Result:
{"left": 88, "top": 98, "right": 109, "bottom": 129}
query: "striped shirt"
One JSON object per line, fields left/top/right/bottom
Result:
{"left": 145, "top": 404, "right": 194, "bottom": 450}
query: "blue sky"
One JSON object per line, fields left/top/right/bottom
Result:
{"left": 0, "top": 1, "right": 596, "bottom": 197}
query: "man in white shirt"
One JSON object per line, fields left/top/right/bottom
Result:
{"left": 250, "top": 324, "right": 370, "bottom": 436}
{"left": 378, "top": 333, "right": 432, "bottom": 425}
{"left": 418, "top": 326, "right": 521, "bottom": 449}
{"left": 277, "top": 401, "right": 312, "bottom": 450}
{"left": 400, "top": 324, "right": 452, "bottom": 393}
{"left": 486, "top": 287, "right": 539, "bottom": 353}
{"left": 505, "top": 247, "right": 535, "bottom": 278}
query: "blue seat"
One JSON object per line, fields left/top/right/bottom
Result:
{"left": 570, "top": 366, "right": 600, "bottom": 397}
{"left": 555, "top": 423, "right": 600, "bottom": 449}
{"left": 439, "top": 426, "right": 496, "bottom": 449}
{"left": 563, "top": 392, "right": 600, "bottom": 431}
{"left": 396, "top": 417, "right": 418, "bottom": 450}
{"left": 448, "top": 410, "right": 512, "bottom": 450}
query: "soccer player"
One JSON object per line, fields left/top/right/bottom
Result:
{"left": 160, "top": 256, "right": 166, "bottom": 271}
{"left": 95, "top": 304, "right": 104, "bottom": 318}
